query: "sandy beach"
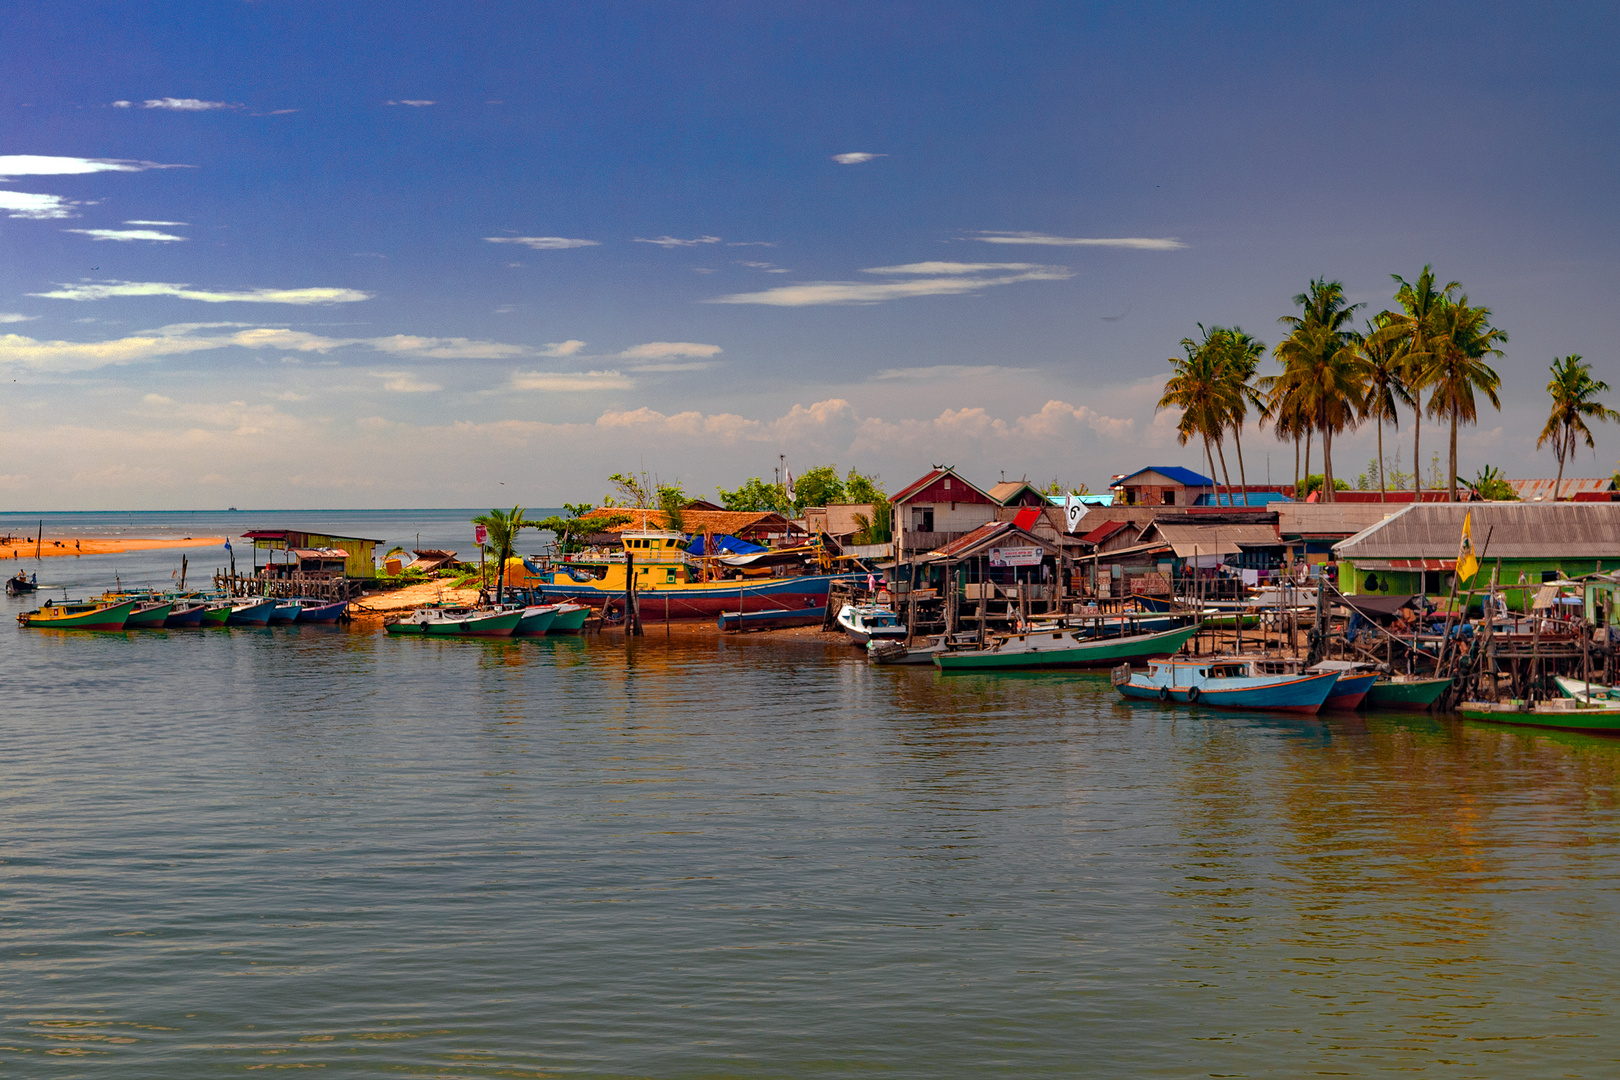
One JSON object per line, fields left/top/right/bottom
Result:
{"left": 350, "top": 580, "right": 481, "bottom": 615}
{"left": 0, "top": 536, "right": 228, "bottom": 559}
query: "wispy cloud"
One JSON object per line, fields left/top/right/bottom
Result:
{"left": 541, "top": 340, "right": 587, "bottom": 357}
{"left": 634, "top": 235, "right": 722, "bottom": 248}
{"left": 627, "top": 361, "right": 715, "bottom": 372}
{"left": 873, "top": 364, "right": 1025, "bottom": 380}
{"left": 32, "top": 281, "right": 373, "bottom": 304}
{"left": 0, "top": 313, "right": 38, "bottom": 324}
{"left": 120, "top": 98, "right": 237, "bottom": 111}
{"left": 368, "top": 335, "right": 528, "bottom": 360}
{"left": 618, "top": 342, "right": 721, "bottom": 360}
{"left": 725, "top": 241, "right": 776, "bottom": 247}
{"left": 386, "top": 100, "right": 436, "bottom": 107}
{"left": 511, "top": 370, "right": 634, "bottom": 392}
{"left": 736, "top": 260, "right": 790, "bottom": 273}
{"left": 0, "top": 155, "right": 149, "bottom": 177}
{"left": 0, "top": 327, "right": 237, "bottom": 372}
{"left": 125, "top": 219, "right": 186, "bottom": 226}
{"left": 832, "top": 152, "right": 885, "bottom": 164}
{"left": 370, "top": 370, "right": 442, "bottom": 393}
{"left": 65, "top": 228, "right": 186, "bottom": 242}
{"left": 0, "top": 191, "right": 78, "bottom": 219}
{"left": 484, "top": 236, "right": 599, "bottom": 250}
{"left": 968, "top": 231, "right": 1186, "bottom": 250}
{"left": 706, "top": 263, "right": 1072, "bottom": 306}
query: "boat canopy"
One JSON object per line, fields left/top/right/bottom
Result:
{"left": 686, "top": 533, "right": 767, "bottom": 556}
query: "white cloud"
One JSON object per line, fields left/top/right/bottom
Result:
{"left": 969, "top": 231, "right": 1187, "bottom": 250}
{"left": 862, "top": 261, "right": 1045, "bottom": 275}
{"left": 484, "top": 236, "right": 599, "bottom": 250}
{"left": 736, "top": 260, "right": 790, "bottom": 273}
{"left": 511, "top": 370, "right": 634, "bottom": 392}
{"left": 386, "top": 100, "right": 436, "bottom": 106}
{"left": 541, "top": 340, "right": 586, "bottom": 357}
{"left": 32, "top": 281, "right": 373, "bottom": 304}
{"left": 618, "top": 341, "right": 722, "bottom": 360}
{"left": 832, "top": 153, "right": 885, "bottom": 164}
{"left": 139, "top": 98, "right": 236, "bottom": 111}
{"left": 0, "top": 191, "right": 78, "bottom": 219}
{"left": 634, "top": 235, "right": 722, "bottom": 248}
{"left": 65, "top": 228, "right": 186, "bottom": 242}
{"left": 125, "top": 220, "right": 186, "bottom": 226}
{"left": 370, "top": 370, "right": 442, "bottom": 393}
{"left": 0, "top": 155, "right": 146, "bottom": 177}
{"left": 628, "top": 361, "right": 715, "bottom": 372}
{"left": 368, "top": 334, "right": 529, "bottom": 360}
{"left": 0, "top": 328, "right": 232, "bottom": 372}
{"left": 0, "top": 313, "right": 36, "bottom": 323}
{"left": 706, "top": 264, "right": 1072, "bottom": 306}
{"left": 873, "top": 364, "right": 1024, "bottom": 380}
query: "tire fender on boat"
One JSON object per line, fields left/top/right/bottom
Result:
{"left": 1158, "top": 686, "right": 1170, "bottom": 702}
{"left": 1186, "top": 686, "right": 1201, "bottom": 702}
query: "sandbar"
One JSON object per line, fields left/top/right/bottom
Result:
{"left": 0, "top": 536, "right": 228, "bottom": 558}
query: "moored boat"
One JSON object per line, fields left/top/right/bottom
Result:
{"left": 547, "top": 602, "right": 591, "bottom": 634}
{"left": 936, "top": 623, "right": 1200, "bottom": 672}
{"left": 266, "top": 599, "right": 303, "bottom": 625}
{"left": 1363, "top": 676, "right": 1452, "bottom": 710}
{"left": 1458, "top": 697, "right": 1620, "bottom": 732}
{"left": 293, "top": 598, "right": 348, "bottom": 624}
{"left": 512, "top": 605, "right": 558, "bottom": 636}
{"left": 123, "top": 601, "right": 176, "bottom": 628}
{"left": 1303, "top": 660, "right": 1380, "bottom": 709}
{"left": 384, "top": 607, "right": 523, "bottom": 637}
{"left": 225, "top": 598, "right": 280, "bottom": 626}
{"left": 1112, "top": 656, "right": 1340, "bottom": 714}
{"left": 1555, "top": 675, "right": 1619, "bottom": 704}
{"left": 200, "top": 601, "right": 234, "bottom": 626}
{"left": 835, "top": 603, "right": 906, "bottom": 646}
{"left": 164, "top": 603, "right": 208, "bottom": 628}
{"left": 717, "top": 605, "right": 827, "bottom": 632}
{"left": 17, "top": 598, "right": 138, "bottom": 630}
{"left": 869, "top": 635, "right": 954, "bottom": 665}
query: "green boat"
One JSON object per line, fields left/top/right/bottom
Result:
{"left": 1458, "top": 698, "right": 1620, "bottom": 732}
{"left": 935, "top": 623, "right": 1199, "bottom": 672}
{"left": 547, "top": 603, "right": 591, "bottom": 634}
{"left": 123, "top": 601, "right": 175, "bottom": 628}
{"left": 17, "top": 598, "right": 138, "bottom": 630}
{"left": 1363, "top": 677, "right": 1452, "bottom": 711}
{"left": 200, "top": 602, "right": 233, "bottom": 626}
{"left": 384, "top": 607, "right": 523, "bottom": 637}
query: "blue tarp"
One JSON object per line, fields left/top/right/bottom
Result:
{"left": 685, "top": 533, "right": 767, "bottom": 556}
{"left": 1195, "top": 492, "right": 1295, "bottom": 506}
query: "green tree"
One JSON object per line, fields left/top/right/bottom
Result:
{"left": 1354, "top": 314, "right": 1415, "bottom": 502}
{"left": 718, "top": 477, "right": 788, "bottom": 512}
{"left": 845, "top": 468, "right": 886, "bottom": 505}
{"left": 792, "top": 465, "right": 847, "bottom": 512}
{"left": 533, "top": 503, "right": 632, "bottom": 555}
{"left": 605, "top": 471, "right": 652, "bottom": 507}
{"left": 1383, "top": 266, "right": 1459, "bottom": 500}
{"left": 1159, "top": 331, "right": 1235, "bottom": 497}
{"left": 1428, "top": 294, "right": 1506, "bottom": 500}
{"left": 1465, "top": 465, "right": 1517, "bottom": 501}
{"left": 1538, "top": 355, "right": 1619, "bottom": 501}
{"left": 1270, "top": 279, "right": 1365, "bottom": 502}
{"left": 1210, "top": 326, "right": 1267, "bottom": 501}
{"left": 656, "top": 483, "right": 687, "bottom": 532}
{"left": 471, "top": 505, "right": 527, "bottom": 602}
{"left": 851, "top": 503, "right": 893, "bottom": 545}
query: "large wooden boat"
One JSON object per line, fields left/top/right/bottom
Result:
{"left": 1113, "top": 656, "right": 1340, "bottom": 714}
{"left": 1363, "top": 675, "right": 1452, "bottom": 710}
{"left": 507, "top": 531, "right": 863, "bottom": 621}
{"left": 936, "top": 623, "right": 1199, "bottom": 672}
{"left": 1458, "top": 697, "right": 1620, "bottom": 732}
{"left": 17, "top": 598, "right": 138, "bottom": 630}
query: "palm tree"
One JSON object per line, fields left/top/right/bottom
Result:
{"left": 1159, "top": 334, "right": 1236, "bottom": 499}
{"left": 1427, "top": 295, "right": 1506, "bottom": 500}
{"left": 1538, "top": 355, "right": 1619, "bottom": 500}
{"left": 1354, "top": 315, "right": 1415, "bottom": 502}
{"left": 1210, "top": 326, "right": 1267, "bottom": 503}
{"left": 472, "top": 505, "right": 527, "bottom": 603}
{"left": 1383, "top": 266, "right": 1459, "bottom": 500}
{"left": 1269, "top": 280, "right": 1364, "bottom": 502}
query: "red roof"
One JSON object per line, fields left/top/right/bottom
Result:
{"left": 1081, "top": 520, "right": 1131, "bottom": 544}
{"left": 889, "top": 466, "right": 993, "bottom": 505}
{"left": 929, "top": 521, "right": 1012, "bottom": 557}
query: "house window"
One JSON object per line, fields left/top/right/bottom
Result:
{"left": 912, "top": 507, "right": 935, "bottom": 532}
{"left": 944, "top": 477, "right": 952, "bottom": 490}
{"left": 1162, "top": 490, "right": 1175, "bottom": 505}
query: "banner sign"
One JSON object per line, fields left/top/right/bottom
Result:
{"left": 474, "top": 524, "right": 488, "bottom": 545}
{"left": 990, "top": 545, "right": 1044, "bottom": 567}
{"left": 1064, "top": 493, "right": 1084, "bottom": 533}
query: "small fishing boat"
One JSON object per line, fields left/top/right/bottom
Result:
{"left": 17, "top": 597, "right": 138, "bottom": 630}
{"left": 835, "top": 603, "right": 907, "bottom": 646}
{"left": 293, "top": 598, "right": 348, "bottom": 624}
{"left": 200, "top": 600, "right": 234, "bottom": 626}
{"left": 937, "top": 623, "right": 1199, "bottom": 672}
{"left": 1363, "top": 675, "right": 1453, "bottom": 710}
{"left": 1303, "top": 660, "right": 1380, "bottom": 709}
{"left": 1112, "top": 656, "right": 1341, "bottom": 714}
{"left": 384, "top": 607, "right": 523, "bottom": 637}
{"left": 266, "top": 599, "right": 303, "bottom": 625}
{"left": 225, "top": 598, "right": 280, "bottom": 626}
{"left": 6, "top": 573, "right": 37, "bottom": 595}
{"left": 868, "top": 635, "right": 954, "bottom": 665}
{"left": 164, "top": 603, "right": 208, "bottom": 628}
{"left": 123, "top": 600, "right": 176, "bottom": 628}
{"left": 1458, "top": 697, "right": 1620, "bottom": 732}
{"left": 547, "top": 602, "right": 591, "bottom": 634}
{"left": 717, "top": 605, "right": 827, "bottom": 632}
{"left": 1555, "top": 675, "right": 1619, "bottom": 704}
{"left": 512, "top": 604, "right": 558, "bottom": 636}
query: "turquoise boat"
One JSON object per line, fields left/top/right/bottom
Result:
{"left": 1113, "top": 656, "right": 1341, "bottom": 715}
{"left": 935, "top": 623, "right": 1199, "bottom": 672}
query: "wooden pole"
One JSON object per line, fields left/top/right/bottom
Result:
{"left": 36, "top": 520, "right": 42, "bottom": 559}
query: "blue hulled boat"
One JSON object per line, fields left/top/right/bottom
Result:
{"left": 1112, "top": 656, "right": 1340, "bottom": 715}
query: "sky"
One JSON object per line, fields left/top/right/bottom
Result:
{"left": 3, "top": 1, "right": 1617, "bottom": 510}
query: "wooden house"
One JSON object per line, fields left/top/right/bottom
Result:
{"left": 242, "top": 528, "right": 382, "bottom": 579}
{"left": 889, "top": 466, "right": 998, "bottom": 555}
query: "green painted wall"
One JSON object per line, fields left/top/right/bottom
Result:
{"left": 1342, "top": 557, "right": 1619, "bottom": 611}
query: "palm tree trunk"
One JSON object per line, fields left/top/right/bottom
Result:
{"left": 1213, "top": 437, "right": 1234, "bottom": 505}
{"left": 1554, "top": 427, "right": 1568, "bottom": 501}
{"left": 1449, "top": 404, "right": 1459, "bottom": 502}
{"left": 1376, "top": 419, "right": 1387, "bottom": 502}
{"left": 1412, "top": 406, "right": 1422, "bottom": 500}
{"left": 1293, "top": 434, "right": 1300, "bottom": 498}
{"left": 1233, "top": 423, "right": 1249, "bottom": 504}
{"left": 1322, "top": 423, "right": 1335, "bottom": 503}
{"left": 1203, "top": 436, "right": 1220, "bottom": 506}
{"left": 1303, "top": 428, "right": 1312, "bottom": 496}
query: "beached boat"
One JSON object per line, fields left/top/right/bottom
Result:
{"left": 1112, "top": 656, "right": 1340, "bottom": 714}
{"left": 937, "top": 623, "right": 1200, "bottom": 672}
{"left": 225, "top": 598, "right": 280, "bottom": 626}
{"left": 868, "top": 635, "right": 951, "bottom": 665}
{"left": 547, "top": 602, "right": 591, "bottom": 634}
{"left": 511, "top": 604, "right": 558, "bottom": 636}
{"left": 835, "top": 603, "right": 906, "bottom": 646}
{"left": 293, "top": 598, "right": 348, "bottom": 624}
{"left": 17, "top": 598, "right": 138, "bottom": 630}
{"left": 1363, "top": 675, "right": 1452, "bottom": 710}
{"left": 384, "top": 607, "right": 522, "bottom": 637}
{"left": 718, "top": 605, "right": 827, "bottom": 632}
{"left": 1458, "top": 697, "right": 1620, "bottom": 732}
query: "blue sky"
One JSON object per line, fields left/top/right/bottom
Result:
{"left": 3, "top": 2, "right": 1617, "bottom": 509}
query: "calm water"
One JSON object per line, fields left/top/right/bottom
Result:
{"left": 4, "top": 514, "right": 1620, "bottom": 1077}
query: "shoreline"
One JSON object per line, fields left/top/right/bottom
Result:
{"left": 1, "top": 536, "right": 228, "bottom": 559}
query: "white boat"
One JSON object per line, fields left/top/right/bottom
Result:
{"left": 868, "top": 635, "right": 950, "bottom": 665}
{"left": 1554, "top": 676, "right": 1620, "bottom": 707}
{"left": 835, "top": 603, "right": 906, "bottom": 646}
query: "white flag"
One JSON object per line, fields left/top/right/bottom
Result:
{"left": 1064, "top": 492, "right": 1084, "bottom": 533}
{"left": 784, "top": 467, "right": 795, "bottom": 503}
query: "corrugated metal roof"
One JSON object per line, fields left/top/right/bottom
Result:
{"left": 1275, "top": 503, "right": 1401, "bottom": 538}
{"left": 1115, "top": 465, "right": 1214, "bottom": 488}
{"left": 1509, "top": 477, "right": 1616, "bottom": 500}
{"left": 1144, "top": 522, "right": 1281, "bottom": 558}
{"left": 1335, "top": 503, "right": 1620, "bottom": 560}
{"left": 1081, "top": 520, "right": 1131, "bottom": 544}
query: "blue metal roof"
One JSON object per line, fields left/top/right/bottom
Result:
{"left": 1196, "top": 492, "right": 1295, "bottom": 506}
{"left": 1117, "top": 466, "right": 1215, "bottom": 488}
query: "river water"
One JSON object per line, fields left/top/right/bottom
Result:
{"left": 3, "top": 512, "right": 1620, "bottom": 1077}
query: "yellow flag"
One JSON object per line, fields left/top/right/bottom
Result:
{"left": 1456, "top": 510, "right": 1479, "bottom": 584}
